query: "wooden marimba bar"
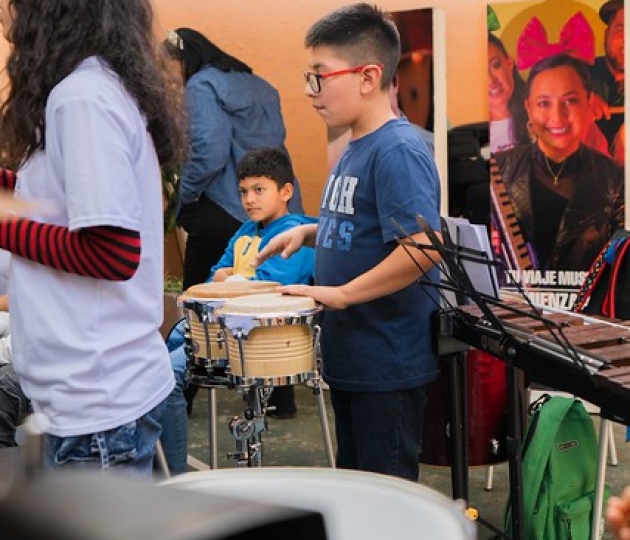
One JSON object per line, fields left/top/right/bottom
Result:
{"left": 449, "top": 301, "right": 630, "bottom": 425}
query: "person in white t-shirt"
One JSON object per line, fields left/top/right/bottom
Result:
{"left": 0, "top": 1, "right": 186, "bottom": 478}
{"left": 0, "top": 249, "right": 30, "bottom": 449}
{"left": 0, "top": 297, "right": 26, "bottom": 449}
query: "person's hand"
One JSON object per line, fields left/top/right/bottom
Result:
{"left": 253, "top": 226, "right": 308, "bottom": 266}
{"left": 278, "top": 284, "right": 350, "bottom": 310}
{"left": 606, "top": 487, "right": 630, "bottom": 539}
{"left": 212, "top": 268, "right": 233, "bottom": 282}
{"left": 590, "top": 93, "right": 612, "bottom": 121}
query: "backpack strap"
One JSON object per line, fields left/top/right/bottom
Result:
{"left": 602, "top": 238, "right": 630, "bottom": 318}
{"left": 572, "top": 238, "right": 614, "bottom": 312}
{"left": 521, "top": 396, "right": 576, "bottom": 538}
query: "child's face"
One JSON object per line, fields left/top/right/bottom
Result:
{"left": 487, "top": 41, "right": 515, "bottom": 118}
{"left": 604, "top": 9, "right": 624, "bottom": 75}
{"left": 305, "top": 45, "right": 365, "bottom": 130}
{"left": 239, "top": 176, "right": 293, "bottom": 227}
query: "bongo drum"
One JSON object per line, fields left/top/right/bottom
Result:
{"left": 179, "top": 281, "right": 279, "bottom": 386}
{"left": 218, "top": 293, "right": 321, "bottom": 387}
{"left": 161, "top": 468, "right": 476, "bottom": 540}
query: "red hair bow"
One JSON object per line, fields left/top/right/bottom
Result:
{"left": 517, "top": 11, "right": 595, "bottom": 70}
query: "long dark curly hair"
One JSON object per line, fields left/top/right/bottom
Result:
{"left": 0, "top": 0, "right": 187, "bottom": 168}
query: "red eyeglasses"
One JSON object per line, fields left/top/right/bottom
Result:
{"left": 304, "top": 63, "right": 383, "bottom": 94}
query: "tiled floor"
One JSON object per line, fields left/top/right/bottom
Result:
{"left": 183, "top": 383, "right": 628, "bottom": 540}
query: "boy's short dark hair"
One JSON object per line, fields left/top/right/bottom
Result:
{"left": 236, "top": 147, "right": 295, "bottom": 188}
{"left": 305, "top": 3, "right": 400, "bottom": 89}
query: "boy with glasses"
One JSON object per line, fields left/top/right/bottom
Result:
{"left": 256, "top": 3, "right": 442, "bottom": 481}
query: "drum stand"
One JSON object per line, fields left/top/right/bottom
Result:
{"left": 225, "top": 325, "right": 336, "bottom": 469}
{"left": 227, "top": 382, "right": 267, "bottom": 467}
{"left": 310, "top": 326, "right": 336, "bottom": 468}
{"left": 184, "top": 321, "right": 230, "bottom": 470}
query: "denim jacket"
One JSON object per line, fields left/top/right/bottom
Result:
{"left": 177, "top": 66, "right": 303, "bottom": 220}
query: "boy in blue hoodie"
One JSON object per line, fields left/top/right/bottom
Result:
{"left": 161, "top": 147, "right": 315, "bottom": 473}
{"left": 209, "top": 147, "right": 315, "bottom": 286}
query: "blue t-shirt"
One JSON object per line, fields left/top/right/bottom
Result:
{"left": 316, "top": 118, "right": 441, "bottom": 392}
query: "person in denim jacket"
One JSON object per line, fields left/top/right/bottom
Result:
{"left": 162, "top": 28, "right": 304, "bottom": 292}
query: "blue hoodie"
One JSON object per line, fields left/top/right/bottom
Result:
{"left": 208, "top": 214, "right": 317, "bottom": 285}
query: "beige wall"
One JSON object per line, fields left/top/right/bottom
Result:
{"left": 153, "top": 0, "right": 492, "bottom": 214}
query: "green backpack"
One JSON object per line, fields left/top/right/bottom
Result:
{"left": 505, "top": 394, "right": 607, "bottom": 540}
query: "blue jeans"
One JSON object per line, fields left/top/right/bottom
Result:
{"left": 44, "top": 399, "right": 167, "bottom": 480}
{"left": 159, "top": 319, "right": 189, "bottom": 474}
{"left": 329, "top": 386, "right": 428, "bottom": 482}
{"left": 0, "top": 363, "right": 31, "bottom": 448}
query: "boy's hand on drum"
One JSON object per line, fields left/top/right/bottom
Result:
{"left": 278, "top": 284, "right": 350, "bottom": 310}
{"left": 212, "top": 267, "right": 234, "bottom": 282}
{"left": 253, "top": 226, "right": 306, "bottom": 266}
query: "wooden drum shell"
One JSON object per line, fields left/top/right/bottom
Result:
{"left": 218, "top": 293, "right": 321, "bottom": 387}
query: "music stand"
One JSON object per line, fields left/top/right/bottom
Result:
{"left": 398, "top": 215, "right": 525, "bottom": 540}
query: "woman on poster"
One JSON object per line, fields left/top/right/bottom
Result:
{"left": 488, "top": 33, "right": 530, "bottom": 153}
{"left": 493, "top": 53, "right": 624, "bottom": 272}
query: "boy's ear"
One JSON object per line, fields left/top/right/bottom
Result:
{"left": 360, "top": 64, "right": 383, "bottom": 95}
{"left": 281, "top": 182, "right": 294, "bottom": 202}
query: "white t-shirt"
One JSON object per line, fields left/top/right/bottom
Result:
{"left": 490, "top": 118, "right": 517, "bottom": 154}
{"left": 9, "top": 58, "right": 174, "bottom": 437}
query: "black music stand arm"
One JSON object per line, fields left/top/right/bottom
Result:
{"left": 416, "top": 215, "right": 525, "bottom": 540}
{"left": 434, "top": 309, "right": 470, "bottom": 502}
{"left": 446, "top": 350, "right": 469, "bottom": 501}
{"left": 505, "top": 349, "right": 525, "bottom": 540}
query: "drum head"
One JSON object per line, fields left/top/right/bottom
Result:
{"left": 161, "top": 468, "right": 475, "bottom": 540}
{"left": 181, "top": 281, "right": 280, "bottom": 301}
{"left": 220, "top": 293, "right": 316, "bottom": 315}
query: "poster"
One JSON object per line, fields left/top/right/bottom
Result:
{"left": 488, "top": 0, "right": 625, "bottom": 309}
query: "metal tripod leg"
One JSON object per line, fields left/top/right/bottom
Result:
{"left": 310, "top": 324, "right": 335, "bottom": 468}
{"left": 252, "top": 387, "right": 264, "bottom": 467}
{"left": 591, "top": 418, "right": 610, "bottom": 540}
{"left": 312, "top": 380, "right": 335, "bottom": 468}
{"left": 207, "top": 387, "right": 218, "bottom": 469}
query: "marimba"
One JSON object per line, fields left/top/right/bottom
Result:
{"left": 448, "top": 299, "right": 630, "bottom": 425}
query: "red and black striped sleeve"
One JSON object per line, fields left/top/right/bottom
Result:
{"left": 0, "top": 218, "right": 141, "bottom": 281}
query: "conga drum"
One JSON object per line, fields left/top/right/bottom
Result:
{"left": 420, "top": 350, "right": 527, "bottom": 466}
{"left": 217, "top": 293, "right": 322, "bottom": 387}
{"left": 162, "top": 468, "right": 476, "bottom": 540}
{"left": 179, "top": 281, "right": 279, "bottom": 386}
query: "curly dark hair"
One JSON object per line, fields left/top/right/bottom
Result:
{"left": 0, "top": 0, "right": 187, "bottom": 168}
{"left": 236, "top": 147, "right": 295, "bottom": 187}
